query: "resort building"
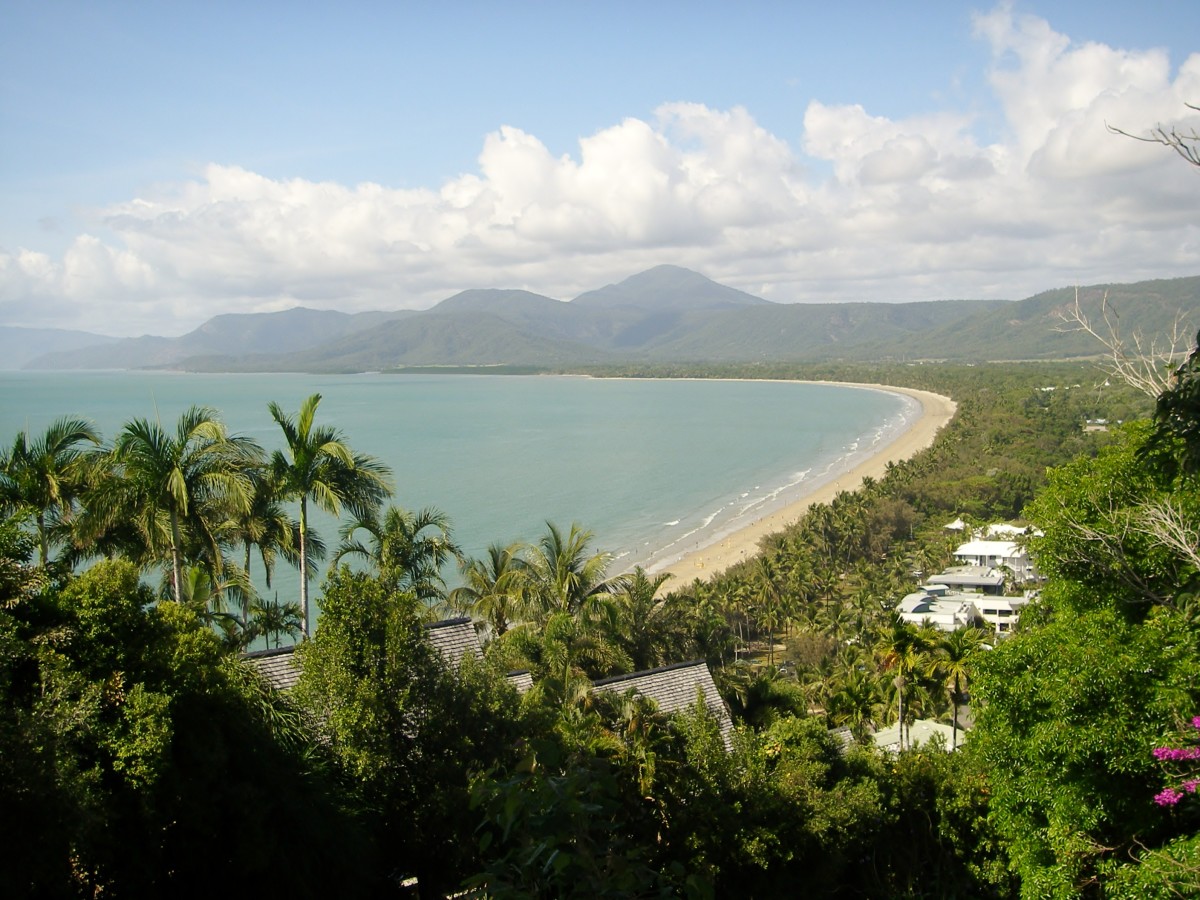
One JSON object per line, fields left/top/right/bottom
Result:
{"left": 952, "top": 539, "right": 1038, "bottom": 582}
{"left": 896, "top": 586, "right": 985, "bottom": 633}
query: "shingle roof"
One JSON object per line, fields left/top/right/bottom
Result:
{"left": 423, "top": 617, "right": 483, "bottom": 669}
{"left": 505, "top": 669, "right": 534, "bottom": 693}
{"left": 593, "top": 660, "right": 733, "bottom": 747}
{"left": 242, "top": 645, "right": 301, "bottom": 691}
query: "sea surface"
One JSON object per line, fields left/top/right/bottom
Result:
{"left": 0, "top": 371, "right": 916, "bottom": 599}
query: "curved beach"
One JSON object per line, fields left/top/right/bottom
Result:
{"left": 652, "top": 384, "right": 956, "bottom": 585}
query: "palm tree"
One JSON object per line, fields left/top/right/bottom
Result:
{"left": 878, "top": 616, "right": 933, "bottom": 750}
{"left": 251, "top": 595, "right": 304, "bottom": 649}
{"left": 450, "top": 541, "right": 528, "bottom": 637}
{"left": 609, "top": 566, "right": 679, "bottom": 671}
{"left": 935, "top": 627, "right": 984, "bottom": 750}
{"left": 0, "top": 416, "right": 101, "bottom": 566}
{"left": 333, "top": 504, "right": 461, "bottom": 608}
{"left": 268, "top": 394, "right": 392, "bottom": 636}
{"left": 101, "top": 407, "right": 256, "bottom": 603}
{"left": 229, "top": 466, "right": 299, "bottom": 630}
{"left": 522, "top": 522, "right": 616, "bottom": 624}
{"left": 826, "top": 667, "right": 883, "bottom": 743}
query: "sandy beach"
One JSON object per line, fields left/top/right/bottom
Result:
{"left": 653, "top": 383, "right": 956, "bottom": 586}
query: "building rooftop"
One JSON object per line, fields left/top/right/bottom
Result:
{"left": 423, "top": 617, "right": 483, "bottom": 669}
{"left": 243, "top": 645, "right": 301, "bottom": 691}
{"left": 594, "top": 660, "right": 734, "bottom": 747}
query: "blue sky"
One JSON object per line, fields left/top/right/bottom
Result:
{"left": 2, "top": 1, "right": 1199, "bottom": 335}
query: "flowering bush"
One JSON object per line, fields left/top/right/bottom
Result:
{"left": 1153, "top": 716, "right": 1200, "bottom": 807}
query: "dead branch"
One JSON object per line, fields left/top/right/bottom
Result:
{"left": 1054, "top": 288, "right": 1192, "bottom": 398}
{"left": 1106, "top": 102, "right": 1200, "bottom": 169}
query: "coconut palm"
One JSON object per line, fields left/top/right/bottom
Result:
{"left": 227, "top": 467, "right": 299, "bottom": 631}
{"left": 0, "top": 416, "right": 101, "bottom": 566}
{"left": 268, "top": 394, "right": 392, "bottom": 636}
{"left": 522, "top": 522, "right": 616, "bottom": 624}
{"left": 333, "top": 504, "right": 461, "bottom": 608}
{"left": 608, "top": 566, "right": 681, "bottom": 671}
{"left": 878, "top": 616, "right": 933, "bottom": 750}
{"left": 99, "top": 407, "right": 256, "bottom": 603}
{"left": 934, "top": 626, "right": 984, "bottom": 750}
{"left": 826, "top": 667, "right": 883, "bottom": 743}
{"left": 450, "top": 541, "right": 528, "bottom": 637}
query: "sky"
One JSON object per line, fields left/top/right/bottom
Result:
{"left": 1, "top": 1, "right": 1199, "bottom": 337}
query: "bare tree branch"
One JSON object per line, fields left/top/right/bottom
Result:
{"left": 1106, "top": 101, "right": 1200, "bottom": 168}
{"left": 1054, "top": 288, "right": 1192, "bottom": 398}
{"left": 1133, "top": 498, "right": 1200, "bottom": 572}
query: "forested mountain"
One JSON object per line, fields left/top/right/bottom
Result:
{"left": 18, "top": 267, "right": 1200, "bottom": 371}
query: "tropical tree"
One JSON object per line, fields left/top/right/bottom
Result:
{"left": 250, "top": 596, "right": 304, "bottom": 649}
{"left": 268, "top": 394, "right": 392, "bottom": 636}
{"left": 521, "top": 522, "right": 616, "bottom": 624}
{"left": 228, "top": 466, "right": 298, "bottom": 629}
{"left": 450, "top": 541, "right": 528, "bottom": 637}
{"left": 333, "top": 504, "right": 460, "bottom": 608}
{"left": 934, "top": 626, "right": 984, "bottom": 750}
{"left": 0, "top": 416, "right": 101, "bottom": 566}
{"left": 608, "top": 566, "right": 683, "bottom": 671}
{"left": 96, "top": 407, "right": 256, "bottom": 604}
{"left": 878, "top": 616, "right": 933, "bottom": 750}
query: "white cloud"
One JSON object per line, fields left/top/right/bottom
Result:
{"left": 3, "top": 4, "right": 1199, "bottom": 335}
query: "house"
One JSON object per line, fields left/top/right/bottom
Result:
{"left": 952, "top": 539, "right": 1038, "bottom": 582}
{"left": 243, "top": 645, "right": 302, "bottom": 691}
{"left": 243, "top": 616, "right": 532, "bottom": 693}
{"left": 593, "top": 660, "right": 734, "bottom": 748}
{"left": 896, "top": 586, "right": 985, "bottom": 633}
{"left": 972, "top": 595, "right": 1032, "bottom": 635}
{"left": 925, "top": 565, "right": 1007, "bottom": 594}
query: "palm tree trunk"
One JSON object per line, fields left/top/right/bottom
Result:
{"left": 952, "top": 674, "right": 960, "bottom": 751}
{"left": 170, "top": 513, "right": 185, "bottom": 604}
{"left": 299, "top": 497, "right": 310, "bottom": 637}
{"left": 243, "top": 542, "right": 253, "bottom": 632}
{"left": 36, "top": 512, "right": 49, "bottom": 568}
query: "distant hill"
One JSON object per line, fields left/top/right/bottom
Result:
{"left": 0, "top": 326, "right": 119, "bottom": 370}
{"left": 25, "top": 307, "right": 412, "bottom": 370}
{"left": 572, "top": 264, "right": 772, "bottom": 311}
{"left": 18, "top": 267, "right": 1200, "bottom": 372}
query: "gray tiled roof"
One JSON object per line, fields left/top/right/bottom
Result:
{"left": 423, "top": 617, "right": 483, "bottom": 669}
{"left": 243, "top": 646, "right": 301, "bottom": 691}
{"left": 594, "top": 660, "right": 734, "bottom": 747}
{"left": 505, "top": 669, "right": 534, "bottom": 693}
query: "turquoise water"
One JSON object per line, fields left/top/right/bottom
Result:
{"left": 0, "top": 372, "right": 916, "bottom": 597}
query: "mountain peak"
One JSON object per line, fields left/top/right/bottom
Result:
{"left": 571, "top": 265, "right": 772, "bottom": 312}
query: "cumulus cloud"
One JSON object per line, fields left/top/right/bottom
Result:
{"left": 3, "top": 5, "right": 1199, "bottom": 335}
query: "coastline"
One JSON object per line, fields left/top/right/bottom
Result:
{"left": 651, "top": 383, "right": 956, "bottom": 586}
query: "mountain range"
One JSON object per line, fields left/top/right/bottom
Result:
{"left": 6, "top": 265, "right": 1200, "bottom": 372}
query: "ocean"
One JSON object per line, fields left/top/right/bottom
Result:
{"left": 0, "top": 371, "right": 916, "bottom": 599}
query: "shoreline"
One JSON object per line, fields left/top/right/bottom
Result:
{"left": 650, "top": 383, "right": 956, "bottom": 586}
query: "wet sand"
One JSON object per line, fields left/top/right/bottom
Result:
{"left": 652, "top": 383, "right": 956, "bottom": 586}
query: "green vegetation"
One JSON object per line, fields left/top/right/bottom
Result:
{"left": 5, "top": 350, "right": 1200, "bottom": 897}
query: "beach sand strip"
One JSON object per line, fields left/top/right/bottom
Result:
{"left": 653, "top": 383, "right": 956, "bottom": 586}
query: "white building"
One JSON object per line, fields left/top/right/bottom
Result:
{"left": 952, "top": 539, "right": 1038, "bottom": 582}
{"left": 896, "top": 586, "right": 984, "bottom": 632}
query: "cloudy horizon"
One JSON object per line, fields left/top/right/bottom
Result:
{"left": 2, "top": 2, "right": 1198, "bottom": 337}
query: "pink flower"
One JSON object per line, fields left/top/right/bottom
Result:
{"left": 1192, "top": 716, "right": 1200, "bottom": 730}
{"left": 1155, "top": 788, "right": 1184, "bottom": 807}
{"left": 1185, "top": 780, "right": 1199, "bottom": 794}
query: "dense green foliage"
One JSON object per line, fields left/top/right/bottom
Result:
{"left": 6, "top": 354, "right": 1200, "bottom": 896}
